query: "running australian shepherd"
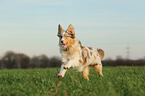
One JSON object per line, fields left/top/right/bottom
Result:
{"left": 57, "top": 24, "right": 104, "bottom": 80}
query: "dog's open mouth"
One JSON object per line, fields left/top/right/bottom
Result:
{"left": 61, "top": 42, "right": 68, "bottom": 47}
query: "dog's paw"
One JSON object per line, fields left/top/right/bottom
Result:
{"left": 63, "top": 67, "right": 68, "bottom": 70}
{"left": 57, "top": 74, "right": 63, "bottom": 78}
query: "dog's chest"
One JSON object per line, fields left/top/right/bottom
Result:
{"left": 61, "top": 46, "right": 81, "bottom": 58}
{"left": 62, "top": 50, "right": 80, "bottom": 61}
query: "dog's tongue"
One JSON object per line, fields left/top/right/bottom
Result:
{"left": 62, "top": 44, "right": 66, "bottom": 47}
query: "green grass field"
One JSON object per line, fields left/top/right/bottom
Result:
{"left": 0, "top": 66, "right": 145, "bottom": 96}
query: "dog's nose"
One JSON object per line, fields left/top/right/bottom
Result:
{"left": 61, "top": 40, "right": 64, "bottom": 44}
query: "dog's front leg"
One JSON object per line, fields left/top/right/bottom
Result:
{"left": 57, "top": 61, "right": 73, "bottom": 78}
{"left": 57, "top": 62, "right": 72, "bottom": 78}
{"left": 58, "top": 64, "right": 67, "bottom": 78}
{"left": 64, "top": 60, "right": 79, "bottom": 69}
{"left": 58, "top": 58, "right": 68, "bottom": 78}
{"left": 58, "top": 60, "right": 79, "bottom": 78}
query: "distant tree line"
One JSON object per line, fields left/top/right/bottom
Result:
{"left": 0, "top": 51, "right": 61, "bottom": 69}
{"left": 103, "top": 58, "right": 145, "bottom": 66}
{"left": 0, "top": 51, "right": 145, "bottom": 69}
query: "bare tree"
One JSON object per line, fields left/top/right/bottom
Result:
{"left": 30, "top": 54, "right": 49, "bottom": 68}
{"left": 49, "top": 56, "right": 61, "bottom": 67}
{"left": 16, "top": 53, "right": 30, "bottom": 68}
{"left": 1, "top": 51, "right": 30, "bottom": 69}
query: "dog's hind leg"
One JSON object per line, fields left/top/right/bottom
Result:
{"left": 82, "top": 66, "right": 90, "bottom": 80}
{"left": 93, "top": 64, "right": 103, "bottom": 76}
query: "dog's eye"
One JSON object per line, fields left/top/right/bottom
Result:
{"left": 58, "top": 35, "right": 62, "bottom": 38}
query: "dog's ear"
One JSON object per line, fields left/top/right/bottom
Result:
{"left": 67, "top": 24, "right": 75, "bottom": 38}
{"left": 57, "top": 24, "right": 64, "bottom": 37}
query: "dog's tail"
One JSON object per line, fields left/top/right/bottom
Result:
{"left": 97, "top": 47, "right": 104, "bottom": 60}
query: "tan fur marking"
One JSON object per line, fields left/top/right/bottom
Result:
{"left": 62, "top": 34, "right": 76, "bottom": 51}
{"left": 97, "top": 49, "right": 104, "bottom": 60}
{"left": 90, "top": 51, "right": 92, "bottom": 55}
{"left": 79, "top": 59, "right": 82, "bottom": 63}
{"left": 82, "top": 66, "right": 90, "bottom": 80}
{"left": 93, "top": 65, "right": 103, "bottom": 76}
{"left": 78, "top": 41, "right": 82, "bottom": 47}
{"left": 88, "top": 47, "right": 93, "bottom": 50}
{"left": 81, "top": 47, "right": 91, "bottom": 65}
{"left": 66, "top": 49, "right": 80, "bottom": 57}
{"left": 94, "top": 56, "right": 97, "bottom": 59}
{"left": 67, "top": 39, "right": 75, "bottom": 49}
{"left": 81, "top": 47, "right": 87, "bottom": 65}
{"left": 58, "top": 24, "right": 64, "bottom": 36}
{"left": 67, "top": 24, "right": 75, "bottom": 38}
{"left": 85, "top": 47, "right": 90, "bottom": 59}
{"left": 64, "top": 33, "right": 68, "bottom": 37}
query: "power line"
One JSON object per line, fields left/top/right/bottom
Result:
{"left": 126, "top": 44, "right": 130, "bottom": 60}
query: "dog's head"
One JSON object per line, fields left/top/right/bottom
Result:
{"left": 57, "top": 24, "right": 76, "bottom": 51}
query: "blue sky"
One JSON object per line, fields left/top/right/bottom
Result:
{"left": 0, "top": 0, "right": 145, "bottom": 59}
